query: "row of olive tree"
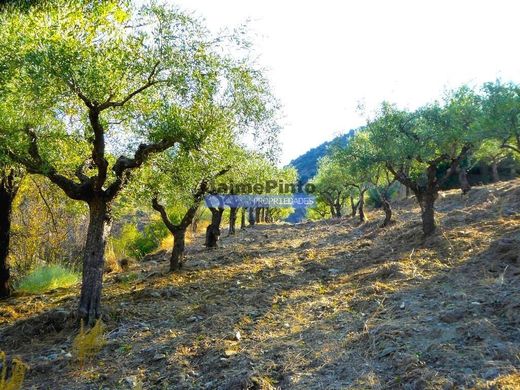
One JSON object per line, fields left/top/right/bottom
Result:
{"left": 311, "top": 82, "right": 520, "bottom": 235}
{"left": 0, "top": 1, "right": 282, "bottom": 323}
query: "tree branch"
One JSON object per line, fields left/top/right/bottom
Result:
{"left": 105, "top": 138, "right": 178, "bottom": 200}
{"left": 98, "top": 61, "right": 162, "bottom": 110}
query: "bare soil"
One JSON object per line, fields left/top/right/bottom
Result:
{"left": 1, "top": 179, "right": 520, "bottom": 389}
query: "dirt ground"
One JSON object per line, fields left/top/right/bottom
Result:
{"left": 1, "top": 179, "right": 520, "bottom": 389}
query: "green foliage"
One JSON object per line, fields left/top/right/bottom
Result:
{"left": 16, "top": 265, "right": 79, "bottom": 294}
{"left": 110, "top": 220, "right": 168, "bottom": 261}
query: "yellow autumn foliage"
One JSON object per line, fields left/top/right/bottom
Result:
{"left": 0, "top": 351, "right": 27, "bottom": 390}
{"left": 72, "top": 319, "right": 106, "bottom": 365}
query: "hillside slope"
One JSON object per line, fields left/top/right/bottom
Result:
{"left": 1, "top": 180, "right": 520, "bottom": 389}
{"left": 288, "top": 130, "right": 355, "bottom": 184}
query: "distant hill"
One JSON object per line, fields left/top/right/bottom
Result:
{"left": 285, "top": 129, "right": 355, "bottom": 223}
{"left": 288, "top": 129, "right": 355, "bottom": 184}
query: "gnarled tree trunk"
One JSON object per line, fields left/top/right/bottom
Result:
{"left": 418, "top": 190, "right": 437, "bottom": 236}
{"left": 248, "top": 207, "right": 255, "bottom": 226}
{"left": 358, "top": 189, "right": 367, "bottom": 222}
{"left": 380, "top": 196, "right": 392, "bottom": 227}
{"left": 458, "top": 168, "right": 471, "bottom": 194}
{"left": 240, "top": 207, "right": 246, "bottom": 229}
{"left": 491, "top": 161, "right": 500, "bottom": 182}
{"left": 78, "top": 197, "right": 111, "bottom": 324}
{"left": 334, "top": 202, "right": 342, "bottom": 218}
{"left": 229, "top": 207, "right": 237, "bottom": 235}
{"left": 171, "top": 229, "right": 186, "bottom": 271}
{"left": 0, "top": 169, "right": 21, "bottom": 299}
{"left": 205, "top": 207, "right": 224, "bottom": 248}
{"left": 350, "top": 195, "right": 358, "bottom": 217}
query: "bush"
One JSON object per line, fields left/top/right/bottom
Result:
{"left": 16, "top": 265, "right": 79, "bottom": 294}
{"left": 72, "top": 319, "right": 106, "bottom": 366}
{"left": 110, "top": 220, "right": 168, "bottom": 261}
{"left": 0, "top": 351, "right": 27, "bottom": 390}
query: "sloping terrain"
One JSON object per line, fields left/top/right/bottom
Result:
{"left": 1, "top": 180, "right": 520, "bottom": 389}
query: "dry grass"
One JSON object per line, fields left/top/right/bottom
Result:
{"left": 0, "top": 179, "right": 519, "bottom": 389}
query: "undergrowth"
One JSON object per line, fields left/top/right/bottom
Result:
{"left": 72, "top": 319, "right": 106, "bottom": 366}
{"left": 16, "top": 265, "right": 79, "bottom": 294}
{"left": 0, "top": 351, "right": 26, "bottom": 390}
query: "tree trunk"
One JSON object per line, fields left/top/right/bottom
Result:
{"left": 458, "top": 168, "right": 471, "bottom": 194}
{"left": 78, "top": 198, "right": 111, "bottom": 325}
{"left": 420, "top": 191, "right": 437, "bottom": 236}
{"left": 170, "top": 229, "right": 186, "bottom": 271}
{"left": 229, "top": 207, "right": 237, "bottom": 235}
{"left": 0, "top": 176, "right": 17, "bottom": 299}
{"left": 380, "top": 197, "right": 392, "bottom": 227}
{"left": 329, "top": 205, "right": 336, "bottom": 218}
{"left": 358, "top": 190, "right": 367, "bottom": 222}
{"left": 248, "top": 207, "right": 255, "bottom": 226}
{"left": 205, "top": 207, "right": 224, "bottom": 248}
{"left": 240, "top": 208, "right": 246, "bottom": 229}
{"left": 334, "top": 202, "right": 342, "bottom": 218}
{"left": 255, "top": 208, "right": 261, "bottom": 224}
{"left": 350, "top": 195, "right": 357, "bottom": 217}
{"left": 491, "top": 161, "right": 500, "bottom": 182}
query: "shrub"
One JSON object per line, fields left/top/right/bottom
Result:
{"left": 16, "top": 265, "right": 79, "bottom": 294}
{"left": 72, "top": 319, "right": 106, "bottom": 366}
{"left": 0, "top": 351, "right": 27, "bottom": 390}
{"left": 109, "top": 220, "right": 168, "bottom": 261}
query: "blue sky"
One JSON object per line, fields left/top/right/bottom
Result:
{"left": 171, "top": 0, "right": 520, "bottom": 164}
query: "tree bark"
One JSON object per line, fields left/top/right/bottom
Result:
{"left": 334, "top": 202, "right": 342, "bottom": 218}
{"left": 491, "top": 161, "right": 500, "bottom": 182}
{"left": 170, "top": 229, "right": 186, "bottom": 271}
{"left": 380, "top": 195, "right": 392, "bottom": 227}
{"left": 255, "top": 208, "right": 261, "bottom": 224}
{"left": 358, "top": 189, "right": 367, "bottom": 222}
{"left": 0, "top": 170, "right": 20, "bottom": 299}
{"left": 248, "top": 207, "right": 255, "bottom": 226}
{"left": 419, "top": 191, "right": 437, "bottom": 236}
{"left": 240, "top": 207, "right": 246, "bottom": 229}
{"left": 205, "top": 207, "right": 224, "bottom": 248}
{"left": 228, "top": 207, "right": 237, "bottom": 235}
{"left": 458, "top": 168, "right": 471, "bottom": 194}
{"left": 78, "top": 197, "right": 111, "bottom": 325}
{"left": 350, "top": 195, "right": 358, "bottom": 217}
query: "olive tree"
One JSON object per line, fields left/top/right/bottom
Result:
{"left": 0, "top": 1, "right": 257, "bottom": 323}
{"left": 367, "top": 87, "right": 479, "bottom": 236}
{"left": 311, "top": 157, "right": 351, "bottom": 218}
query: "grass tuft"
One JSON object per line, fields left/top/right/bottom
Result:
{"left": 0, "top": 351, "right": 27, "bottom": 390}
{"left": 16, "top": 265, "right": 79, "bottom": 294}
{"left": 72, "top": 319, "right": 106, "bottom": 366}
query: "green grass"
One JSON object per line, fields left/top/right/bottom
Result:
{"left": 16, "top": 265, "right": 79, "bottom": 294}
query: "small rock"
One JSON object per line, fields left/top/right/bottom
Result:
{"left": 283, "top": 323, "right": 290, "bottom": 328}
{"left": 124, "top": 376, "right": 137, "bottom": 387}
{"left": 235, "top": 331, "right": 241, "bottom": 341}
{"left": 46, "top": 353, "right": 58, "bottom": 361}
{"left": 482, "top": 368, "right": 499, "bottom": 380}
{"left": 64, "top": 352, "right": 72, "bottom": 359}
{"left": 399, "top": 302, "right": 405, "bottom": 309}
{"left": 328, "top": 268, "right": 339, "bottom": 275}
{"left": 152, "top": 353, "right": 167, "bottom": 361}
{"left": 439, "top": 308, "right": 465, "bottom": 323}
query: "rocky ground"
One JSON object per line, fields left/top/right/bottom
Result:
{"left": 1, "top": 180, "right": 520, "bottom": 389}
